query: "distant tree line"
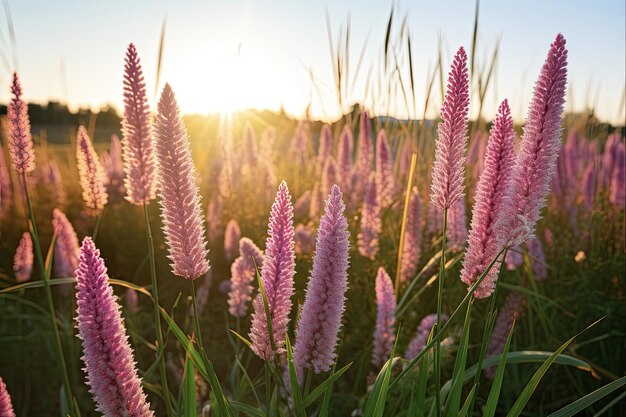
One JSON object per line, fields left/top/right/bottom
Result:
{"left": 0, "top": 101, "right": 121, "bottom": 127}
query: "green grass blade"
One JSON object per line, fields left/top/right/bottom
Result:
{"left": 483, "top": 322, "right": 516, "bottom": 417}
{"left": 285, "top": 334, "right": 304, "bottom": 416}
{"left": 415, "top": 328, "right": 435, "bottom": 416}
{"left": 444, "top": 300, "right": 473, "bottom": 416}
{"left": 363, "top": 327, "right": 401, "bottom": 417}
{"left": 546, "top": 377, "right": 625, "bottom": 417}
{"left": 230, "top": 401, "right": 266, "bottom": 417}
{"left": 182, "top": 355, "right": 196, "bottom": 417}
{"left": 299, "top": 362, "right": 352, "bottom": 411}
{"left": 256, "top": 267, "right": 277, "bottom": 353}
{"left": 229, "top": 329, "right": 253, "bottom": 349}
{"left": 457, "top": 384, "right": 477, "bottom": 417}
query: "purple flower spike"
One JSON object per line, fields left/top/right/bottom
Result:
{"left": 7, "top": 73, "right": 35, "bottom": 174}
{"left": 13, "top": 232, "right": 33, "bottom": 283}
{"left": 357, "top": 173, "right": 381, "bottom": 259}
{"left": 447, "top": 198, "right": 467, "bottom": 251}
{"left": 526, "top": 237, "right": 547, "bottom": 281}
{"left": 250, "top": 181, "right": 296, "bottom": 360}
{"left": 121, "top": 43, "right": 157, "bottom": 205}
{"left": 76, "top": 126, "right": 108, "bottom": 213}
{"left": 376, "top": 129, "right": 395, "bottom": 207}
{"left": 400, "top": 187, "right": 423, "bottom": 282}
{"left": 372, "top": 267, "right": 396, "bottom": 369}
{"left": 581, "top": 163, "right": 596, "bottom": 210}
{"left": 224, "top": 219, "right": 242, "bottom": 261}
{"left": 317, "top": 124, "right": 333, "bottom": 172}
{"left": 75, "top": 237, "right": 153, "bottom": 416}
{"left": 405, "top": 313, "right": 448, "bottom": 360}
{"left": 321, "top": 157, "right": 337, "bottom": 197}
{"left": 294, "top": 185, "right": 350, "bottom": 375}
{"left": 485, "top": 291, "right": 526, "bottom": 379}
{"left": 610, "top": 142, "right": 625, "bottom": 208}
{"left": 430, "top": 47, "right": 470, "bottom": 210}
{"left": 460, "top": 100, "right": 516, "bottom": 298}
{"left": 0, "top": 377, "right": 16, "bottom": 417}
{"left": 337, "top": 125, "right": 353, "bottom": 192}
{"left": 52, "top": 209, "right": 81, "bottom": 279}
{"left": 294, "top": 223, "right": 315, "bottom": 255}
{"left": 228, "top": 237, "right": 264, "bottom": 318}
{"left": 154, "top": 84, "right": 210, "bottom": 280}
{"left": 498, "top": 34, "right": 568, "bottom": 246}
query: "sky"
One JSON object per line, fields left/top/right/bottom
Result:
{"left": 2, "top": 0, "right": 625, "bottom": 125}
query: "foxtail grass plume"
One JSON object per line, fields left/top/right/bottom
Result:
{"left": 7, "top": 73, "right": 35, "bottom": 174}
{"left": 405, "top": 313, "right": 448, "bottom": 360}
{"left": 447, "top": 198, "right": 467, "bottom": 250}
{"left": 0, "top": 377, "right": 15, "bottom": 417}
{"left": 429, "top": 47, "right": 470, "bottom": 210}
{"left": 357, "top": 173, "right": 381, "bottom": 259}
{"left": 460, "top": 100, "right": 516, "bottom": 298}
{"left": 224, "top": 219, "right": 241, "bottom": 261}
{"left": 250, "top": 181, "right": 296, "bottom": 360}
{"left": 13, "top": 232, "right": 33, "bottom": 283}
{"left": 52, "top": 209, "right": 81, "bottom": 278}
{"left": 357, "top": 111, "right": 374, "bottom": 176}
{"left": 337, "top": 125, "right": 353, "bottom": 192}
{"left": 76, "top": 126, "right": 108, "bottom": 213}
{"left": 228, "top": 237, "right": 264, "bottom": 317}
{"left": 75, "top": 237, "right": 153, "bottom": 416}
{"left": 498, "top": 34, "right": 568, "bottom": 246}
{"left": 372, "top": 267, "right": 396, "bottom": 369}
{"left": 321, "top": 157, "right": 337, "bottom": 197}
{"left": 121, "top": 44, "right": 157, "bottom": 205}
{"left": 426, "top": 202, "right": 444, "bottom": 237}
{"left": 400, "top": 187, "right": 423, "bottom": 282}
{"left": 375, "top": 129, "right": 395, "bottom": 207}
{"left": 154, "top": 84, "right": 210, "bottom": 280}
{"left": 294, "top": 185, "right": 350, "bottom": 375}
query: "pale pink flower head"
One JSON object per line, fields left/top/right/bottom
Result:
{"left": 121, "top": 43, "right": 157, "bottom": 205}
{"left": 224, "top": 219, "right": 242, "bottom": 261}
{"left": 294, "top": 185, "right": 350, "bottom": 375}
{"left": 52, "top": 208, "right": 81, "bottom": 280}
{"left": 460, "top": 100, "right": 516, "bottom": 298}
{"left": 610, "top": 142, "right": 625, "bottom": 208}
{"left": 526, "top": 237, "right": 547, "bottom": 281}
{"left": 357, "top": 172, "right": 381, "bottom": 259}
{"left": 294, "top": 190, "right": 312, "bottom": 220}
{"left": 0, "top": 376, "right": 16, "bottom": 417}
{"left": 430, "top": 47, "right": 470, "bottom": 210}
{"left": 7, "top": 72, "right": 35, "bottom": 174}
{"left": 321, "top": 157, "right": 337, "bottom": 197}
{"left": 317, "top": 124, "right": 333, "bottom": 170}
{"left": 250, "top": 180, "right": 296, "bottom": 360}
{"left": 206, "top": 194, "right": 224, "bottom": 242}
{"left": 405, "top": 313, "right": 448, "bottom": 360}
{"left": 498, "top": 34, "right": 568, "bottom": 246}
{"left": 154, "top": 84, "right": 210, "bottom": 279}
{"left": 446, "top": 198, "right": 467, "bottom": 250}
{"left": 372, "top": 267, "right": 396, "bottom": 369}
{"left": 76, "top": 126, "right": 108, "bottom": 213}
{"left": 376, "top": 129, "right": 395, "bottom": 207}
{"left": 228, "top": 237, "right": 264, "bottom": 317}
{"left": 75, "top": 237, "right": 153, "bottom": 416}
{"left": 400, "top": 187, "right": 423, "bottom": 282}
{"left": 294, "top": 223, "right": 315, "bottom": 255}
{"left": 13, "top": 232, "right": 33, "bottom": 283}
{"left": 337, "top": 125, "right": 353, "bottom": 192}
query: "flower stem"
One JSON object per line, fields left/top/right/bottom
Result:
{"left": 92, "top": 212, "right": 103, "bottom": 242}
{"left": 434, "top": 207, "right": 448, "bottom": 417}
{"left": 21, "top": 174, "right": 76, "bottom": 416}
{"left": 143, "top": 203, "right": 175, "bottom": 417}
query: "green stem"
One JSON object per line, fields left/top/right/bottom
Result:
{"left": 468, "top": 248, "right": 508, "bottom": 415}
{"left": 21, "top": 174, "right": 76, "bottom": 416}
{"left": 92, "top": 211, "right": 103, "bottom": 242}
{"left": 434, "top": 207, "right": 448, "bottom": 417}
{"left": 143, "top": 204, "right": 175, "bottom": 417}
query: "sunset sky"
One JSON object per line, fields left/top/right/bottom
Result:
{"left": 3, "top": 0, "right": 625, "bottom": 125}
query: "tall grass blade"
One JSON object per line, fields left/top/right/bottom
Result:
{"left": 546, "top": 377, "right": 625, "bottom": 417}
{"left": 443, "top": 300, "right": 473, "bottom": 416}
{"left": 363, "top": 327, "right": 400, "bottom": 417}
{"left": 483, "top": 321, "right": 516, "bottom": 417}
{"left": 182, "top": 354, "right": 196, "bottom": 417}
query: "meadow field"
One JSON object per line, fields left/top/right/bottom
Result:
{"left": 0, "top": 2, "right": 624, "bottom": 417}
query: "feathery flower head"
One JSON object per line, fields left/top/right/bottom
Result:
{"left": 498, "top": 34, "right": 568, "bottom": 246}
{"left": 375, "top": 129, "right": 395, "bottom": 207}
{"left": 294, "top": 223, "right": 315, "bottom": 255}
{"left": 372, "top": 267, "right": 396, "bottom": 369}
{"left": 239, "top": 237, "right": 264, "bottom": 268}
{"left": 0, "top": 377, "right": 15, "bottom": 417}
{"left": 75, "top": 237, "right": 153, "bottom": 416}
{"left": 357, "top": 173, "right": 381, "bottom": 259}
{"left": 294, "top": 185, "right": 350, "bottom": 374}
{"left": 13, "top": 232, "right": 33, "bottom": 283}
{"left": 317, "top": 124, "right": 333, "bottom": 168}
{"left": 122, "top": 43, "right": 157, "bottom": 205}
{"left": 400, "top": 187, "right": 423, "bottom": 282}
{"left": 7, "top": 72, "right": 35, "bottom": 174}
{"left": 357, "top": 110, "right": 374, "bottom": 173}
{"left": 76, "top": 126, "right": 108, "bottom": 213}
{"left": 155, "top": 84, "right": 210, "bottom": 279}
{"left": 294, "top": 190, "right": 312, "bottom": 220}
{"left": 447, "top": 198, "right": 467, "bottom": 250}
{"left": 321, "top": 157, "right": 337, "bottom": 197}
{"left": 610, "top": 142, "right": 625, "bottom": 207}
{"left": 52, "top": 209, "right": 81, "bottom": 280}
{"left": 505, "top": 246, "right": 523, "bottom": 271}
{"left": 224, "top": 219, "right": 242, "bottom": 261}
{"left": 206, "top": 194, "right": 224, "bottom": 242}
{"left": 405, "top": 313, "right": 448, "bottom": 360}
{"left": 227, "top": 237, "right": 263, "bottom": 317}
{"left": 41, "top": 158, "right": 66, "bottom": 207}
{"left": 430, "top": 47, "right": 470, "bottom": 210}
{"left": 460, "top": 100, "right": 516, "bottom": 298}
{"left": 250, "top": 180, "right": 296, "bottom": 360}
{"left": 337, "top": 125, "right": 353, "bottom": 192}
{"left": 581, "top": 163, "right": 596, "bottom": 210}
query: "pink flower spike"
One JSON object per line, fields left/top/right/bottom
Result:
{"left": 13, "top": 232, "right": 33, "bottom": 283}
{"left": 337, "top": 125, "right": 353, "bottom": 192}
{"left": 485, "top": 291, "right": 526, "bottom": 379}
{"left": 154, "top": 84, "right": 210, "bottom": 280}
{"left": 250, "top": 180, "right": 296, "bottom": 360}
{"left": 321, "top": 157, "right": 337, "bottom": 197}
{"left": 400, "top": 187, "right": 423, "bottom": 282}
{"left": 7, "top": 72, "right": 35, "bottom": 174}
{"left": 405, "top": 313, "right": 448, "bottom": 360}
{"left": 294, "top": 185, "right": 350, "bottom": 375}
{"left": 460, "top": 100, "right": 516, "bottom": 298}
{"left": 498, "top": 34, "right": 568, "bottom": 246}
{"left": 75, "top": 237, "right": 153, "bottom": 416}
{"left": 224, "top": 219, "right": 242, "bottom": 261}
{"left": 76, "top": 126, "right": 108, "bottom": 213}
{"left": 430, "top": 47, "right": 470, "bottom": 210}
{"left": 228, "top": 237, "right": 264, "bottom": 317}
{"left": 610, "top": 142, "right": 625, "bottom": 208}
{"left": 52, "top": 208, "right": 81, "bottom": 278}
{"left": 357, "top": 173, "right": 381, "bottom": 259}
{"left": 376, "top": 129, "right": 395, "bottom": 207}
{"left": 446, "top": 198, "right": 467, "bottom": 250}
{"left": 121, "top": 43, "right": 157, "bottom": 205}
{"left": 0, "top": 377, "right": 16, "bottom": 417}
{"left": 294, "top": 223, "right": 315, "bottom": 255}
{"left": 372, "top": 267, "right": 396, "bottom": 369}
{"left": 317, "top": 124, "right": 333, "bottom": 172}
